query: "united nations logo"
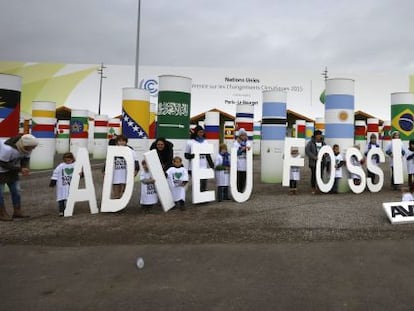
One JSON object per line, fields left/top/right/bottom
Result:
{"left": 139, "top": 78, "right": 159, "bottom": 97}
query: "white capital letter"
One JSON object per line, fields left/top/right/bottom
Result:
{"left": 282, "top": 138, "right": 305, "bottom": 187}
{"left": 192, "top": 143, "right": 215, "bottom": 204}
{"left": 65, "top": 147, "right": 98, "bottom": 217}
{"left": 101, "top": 146, "right": 134, "bottom": 213}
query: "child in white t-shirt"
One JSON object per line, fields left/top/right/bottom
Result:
{"left": 331, "top": 144, "right": 344, "bottom": 194}
{"left": 215, "top": 143, "right": 231, "bottom": 201}
{"left": 166, "top": 156, "right": 189, "bottom": 211}
{"left": 350, "top": 145, "right": 363, "bottom": 186}
{"left": 49, "top": 152, "right": 76, "bottom": 216}
{"left": 109, "top": 135, "right": 139, "bottom": 199}
{"left": 140, "top": 160, "right": 157, "bottom": 213}
{"left": 289, "top": 147, "right": 300, "bottom": 195}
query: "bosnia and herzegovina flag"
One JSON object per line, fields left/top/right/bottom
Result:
{"left": 0, "top": 89, "right": 20, "bottom": 137}
{"left": 122, "top": 99, "right": 149, "bottom": 139}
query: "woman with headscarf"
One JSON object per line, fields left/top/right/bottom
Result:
{"left": 150, "top": 137, "right": 174, "bottom": 172}
{"left": 0, "top": 134, "right": 38, "bottom": 221}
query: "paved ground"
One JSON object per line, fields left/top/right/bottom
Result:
{"left": 1, "top": 155, "right": 414, "bottom": 310}
{"left": 2, "top": 242, "right": 414, "bottom": 311}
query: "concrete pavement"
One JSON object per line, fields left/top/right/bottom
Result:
{"left": 1, "top": 241, "right": 414, "bottom": 311}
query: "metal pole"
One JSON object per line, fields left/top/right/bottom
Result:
{"left": 134, "top": 0, "right": 141, "bottom": 88}
{"left": 98, "top": 62, "right": 106, "bottom": 115}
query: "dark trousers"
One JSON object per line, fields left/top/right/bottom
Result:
{"left": 367, "top": 170, "right": 377, "bottom": 184}
{"left": 217, "top": 186, "right": 230, "bottom": 201}
{"left": 310, "top": 167, "right": 317, "bottom": 188}
{"left": 289, "top": 180, "right": 297, "bottom": 189}
{"left": 330, "top": 178, "right": 340, "bottom": 194}
{"left": 310, "top": 164, "right": 326, "bottom": 189}
{"left": 409, "top": 174, "right": 414, "bottom": 191}
{"left": 237, "top": 171, "right": 246, "bottom": 192}
{"left": 58, "top": 200, "right": 66, "bottom": 213}
{"left": 391, "top": 167, "right": 397, "bottom": 189}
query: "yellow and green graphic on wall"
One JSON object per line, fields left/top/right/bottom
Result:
{"left": 0, "top": 62, "right": 97, "bottom": 115}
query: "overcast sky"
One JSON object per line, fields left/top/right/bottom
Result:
{"left": 1, "top": 0, "right": 413, "bottom": 74}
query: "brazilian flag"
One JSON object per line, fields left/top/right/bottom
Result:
{"left": 391, "top": 105, "right": 414, "bottom": 140}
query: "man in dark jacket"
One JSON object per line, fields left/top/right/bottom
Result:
{"left": 305, "top": 130, "right": 326, "bottom": 194}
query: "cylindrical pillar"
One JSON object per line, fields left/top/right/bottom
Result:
{"left": 122, "top": 88, "right": 150, "bottom": 160}
{"left": 366, "top": 118, "right": 379, "bottom": 143}
{"left": 235, "top": 104, "right": 254, "bottom": 140}
{"left": 204, "top": 111, "right": 220, "bottom": 157}
{"left": 325, "top": 78, "right": 355, "bottom": 193}
{"left": 295, "top": 120, "right": 306, "bottom": 139}
{"left": 354, "top": 120, "right": 366, "bottom": 151}
{"left": 149, "top": 102, "right": 157, "bottom": 139}
{"left": 325, "top": 78, "right": 355, "bottom": 150}
{"left": 253, "top": 121, "right": 261, "bottom": 155}
{"left": 70, "top": 109, "right": 89, "bottom": 155}
{"left": 107, "top": 118, "right": 121, "bottom": 141}
{"left": 30, "top": 101, "right": 56, "bottom": 169}
{"left": 19, "top": 117, "right": 24, "bottom": 134}
{"left": 56, "top": 120, "right": 70, "bottom": 154}
{"left": 224, "top": 121, "right": 235, "bottom": 151}
{"left": 261, "top": 91, "right": 286, "bottom": 183}
{"left": 305, "top": 122, "right": 314, "bottom": 144}
{"left": 157, "top": 75, "right": 192, "bottom": 158}
{"left": 391, "top": 92, "right": 414, "bottom": 143}
{"left": 87, "top": 118, "right": 95, "bottom": 153}
{"left": 295, "top": 120, "right": 306, "bottom": 156}
{"left": 0, "top": 74, "right": 22, "bottom": 139}
{"left": 314, "top": 117, "right": 325, "bottom": 135}
{"left": 93, "top": 114, "right": 108, "bottom": 159}
{"left": 381, "top": 120, "right": 392, "bottom": 151}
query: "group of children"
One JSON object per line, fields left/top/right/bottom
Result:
{"left": 291, "top": 131, "right": 414, "bottom": 198}
{"left": 49, "top": 133, "right": 238, "bottom": 216}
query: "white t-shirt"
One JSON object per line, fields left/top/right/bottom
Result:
{"left": 334, "top": 153, "right": 344, "bottom": 178}
{"left": 112, "top": 146, "right": 138, "bottom": 184}
{"left": 233, "top": 139, "right": 251, "bottom": 172}
{"left": 139, "top": 170, "right": 158, "bottom": 205}
{"left": 289, "top": 153, "right": 301, "bottom": 181}
{"left": 215, "top": 153, "right": 230, "bottom": 187}
{"left": 51, "top": 162, "right": 75, "bottom": 201}
{"left": 350, "top": 156, "right": 361, "bottom": 180}
{"left": 185, "top": 139, "right": 209, "bottom": 171}
{"left": 166, "top": 166, "right": 189, "bottom": 202}
{"left": 406, "top": 149, "right": 414, "bottom": 174}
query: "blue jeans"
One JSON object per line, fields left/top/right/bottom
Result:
{"left": 0, "top": 181, "right": 21, "bottom": 208}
